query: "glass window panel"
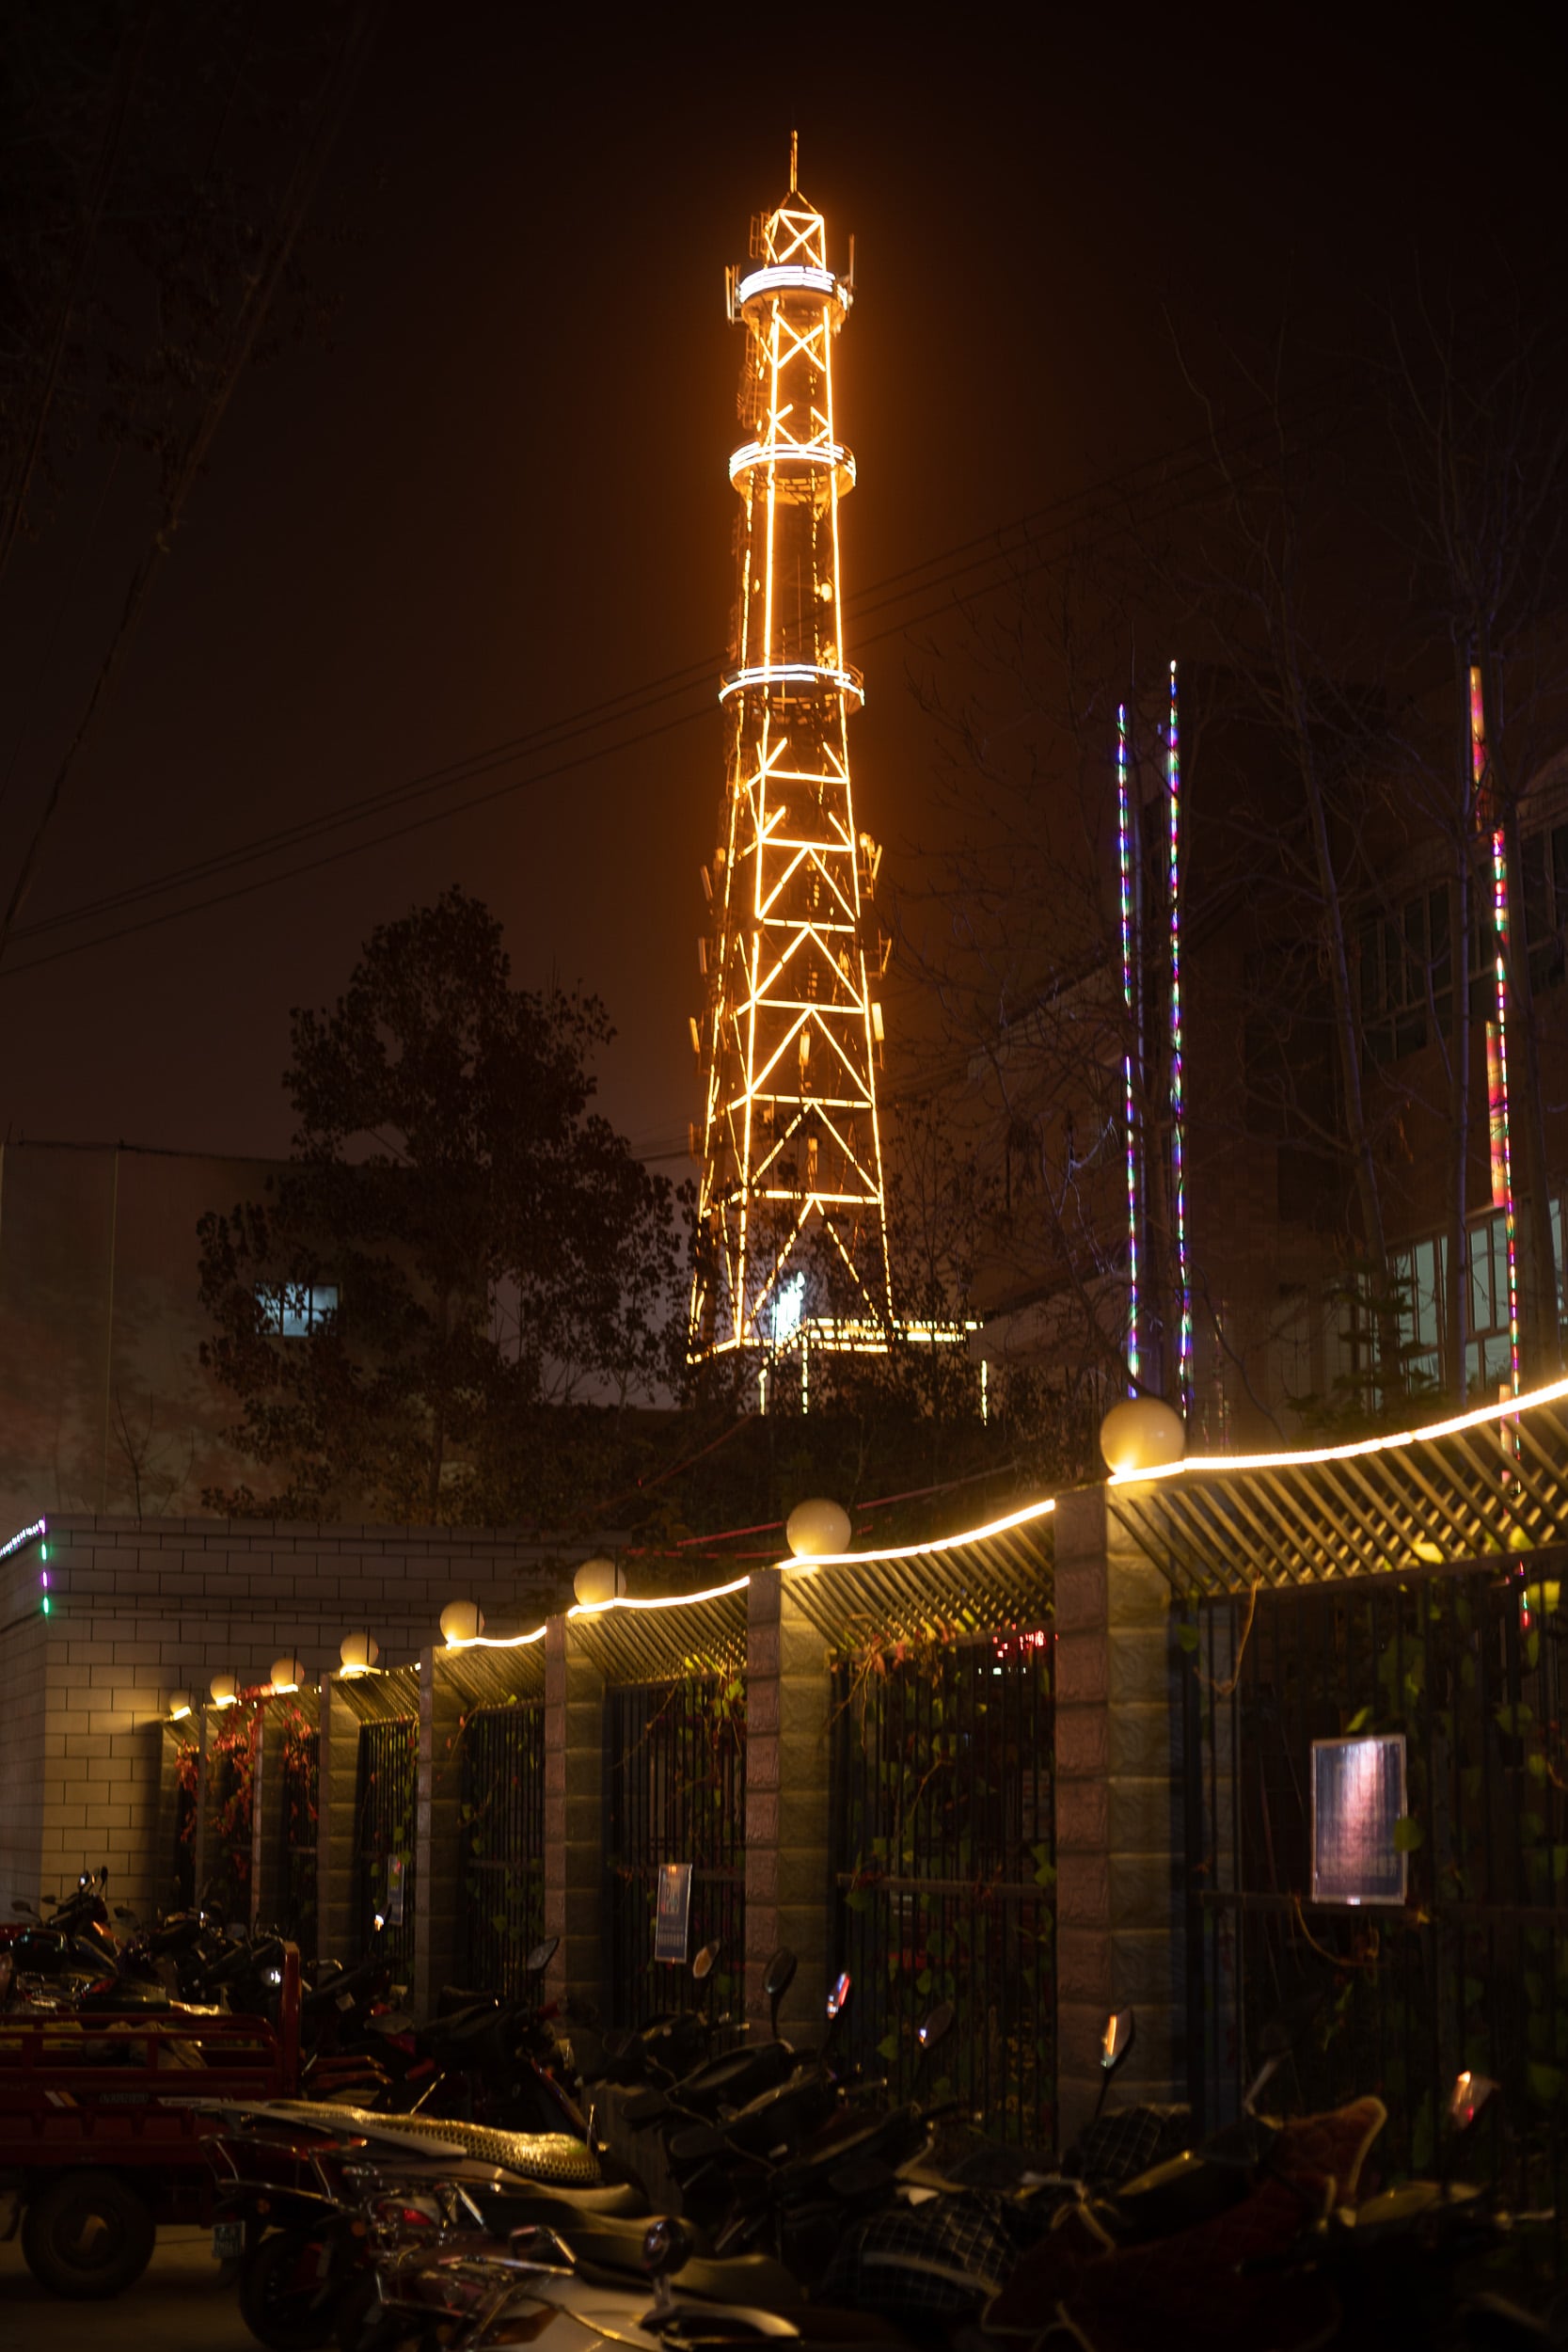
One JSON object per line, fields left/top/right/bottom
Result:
{"left": 1522, "top": 832, "right": 1549, "bottom": 945}
{"left": 1470, "top": 1219, "right": 1494, "bottom": 1335}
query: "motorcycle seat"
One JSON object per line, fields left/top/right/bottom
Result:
{"left": 437, "top": 1985, "right": 501, "bottom": 2018}
{"left": 483, "top": 2180, "right": 648, "bottom": 2231}
{"left": 672, "top": 2040, "right": 796, "bottom": 2117}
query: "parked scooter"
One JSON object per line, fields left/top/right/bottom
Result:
{"left": 207, "top": 2094, "right": 632, "bottom": 2352}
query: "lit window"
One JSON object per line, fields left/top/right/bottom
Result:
{"left": 771, "top": 1273, "right": 804, "bottom": 1344}
{"left": 257, "top": 1283, "right": 339, "bottom": 1338}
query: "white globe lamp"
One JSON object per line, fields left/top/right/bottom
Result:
{"left": 573, "top": 1556, "right": 623, "bottom": 1608}
{"left": 785, "top": 1498, "right": 851, "bottom": 1559}
{"left": 208, "top": 1672, "right": 239, "bottom": 1709}
{"left": 1100, "top": 1396, "right": 1186, "bottom": 1477}
{"left": 269, "top": 1654, "right": 305, "bottom": 1693}
{"left": 339, "top": 1630, "right": 379, "bottom": 1677}
{"left": 439, "top": 1599, "right": 485, "bottom": 1645}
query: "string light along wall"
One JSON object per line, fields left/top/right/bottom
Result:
{"left": 0, "top": 1516, "right": 50, "bottom": 1614}
{"left": 1116, "top": 668, "right": 1192, "bottom": 1424}
{"left": 688, "top": 143, "right": 967, "bottom": 1394}
{"left": 1473, "top": 662, "right": 1520, "bottom": 1399}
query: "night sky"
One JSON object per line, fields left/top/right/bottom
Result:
{"left": 0, "top": 9, "right": 1554, "bottom": 1172}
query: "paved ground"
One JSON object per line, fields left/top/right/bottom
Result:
{"left": 0, "top": 2223, "right": 254, "bottom": 2351}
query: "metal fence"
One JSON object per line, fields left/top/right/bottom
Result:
{"left": 830, "top": 1629, "right": 1056, "bottom": 2148}
{"left": 1187, "top": 1564, "right": 1565, "bottom": 2270}
{"left": 276, "top": 1720, "right": 318, "bottom": 1955}
{"left": 458, "top": 1703, "right": 546, "bottom": 1998}
{"left": 355, "top": 1716, "right": 419, "bottom": 1976}
{"left": 604, "top": 1675, "right": 745, "bottom": 2028}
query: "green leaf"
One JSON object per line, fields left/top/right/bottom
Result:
{"left": 1176, "top": 1622, "right": 1199, "bottom": 1655}
{"left": 876, "top": 2033, "right": 899, "bottom": 2063}
{"left": 1528, "top": 1753, "right": 1548, "bottom": 1782}
{"left": 1345, "top": 1706, "right": 1372, "bottom": 1734}
{"left": 1392, "top": 1817, "right": 1423, "bottom": 1851}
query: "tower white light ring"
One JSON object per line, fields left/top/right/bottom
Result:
{"left": 728, "top": 439, "right": 856, "bottom": 494}
{"left": 735, "top": 262, "right": 848, "bottom": 308}
{"left": 718, "top": 661, "right": 865, "bottom": 707}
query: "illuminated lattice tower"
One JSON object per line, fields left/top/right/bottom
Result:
{"left": 688, "top": 151, "right": 895, "bottom": 1384}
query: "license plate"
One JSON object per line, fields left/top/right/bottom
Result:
{"left": 212, "top": 2221, "right": 244, "bottom": 2261}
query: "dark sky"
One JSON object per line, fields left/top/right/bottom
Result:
{"left": 0, "top": 8, "right": 1555, "bottom": 1169}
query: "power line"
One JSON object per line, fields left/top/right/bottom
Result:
{"left": 0, "top": 377, "right": 1354, "bottom": 982}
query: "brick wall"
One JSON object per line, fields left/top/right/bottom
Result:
{"left": 0, "top": 1514, "right": 581, "bottom": 1919}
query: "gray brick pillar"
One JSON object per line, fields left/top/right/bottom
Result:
{"left": 317, "top": 1682, "right": 359, "bottom": 1967}
{"left": 415, "top": 1645, "right": 464, "bottom": 2020}
{"left": 543, "top": 1615, "right": 605, "bottom": 2019}
{"left": 1053, "top": 1484, "right": 1185, "bottom": 2145}
{"left": 743, "top": 1571, "right": 832, "bottom": 2046}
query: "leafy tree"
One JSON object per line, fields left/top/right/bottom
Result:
{"left": 198, "top": 888, "right": 681, "bottom": 1523}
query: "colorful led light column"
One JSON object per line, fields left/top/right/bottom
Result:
{"left": 1472, "top": 662, "right": 1520, "bottom": 1397}
{"left": 1168, "top": 661, "right": 1193, "bottom": 1419}
{"left": 1117, "top": 703, "right": 1140, "bottom": 1391}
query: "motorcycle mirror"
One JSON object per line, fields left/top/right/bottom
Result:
{"left": 1090, "top": 2010, "right": 1135, "bottom": 2122}
{"left": 691, "top": 1940, "right": 721, "bottom": 1984}
{"left": 1101, "top": 2009, "right": 1135, "bottom": 2073}
{"left": 641, "top": 2216, "right": 695, "bottom": 2281}
{"left": 765, "top": 1946, "right": 797, "bottom": 2036}
{"left": 524, "top": 1937, "right": 560, "bottom": 1979}
{"left": 825, "top": 1969, "right": 851, "bottom": 2021}
{"left": 1449, "top": 2070, "right": 1499, "bottom": 2134}
{"left": 917, "top": 2000, "right": 956, "bottom": 2052}
{"left": 764, "top": 1946, "right": 797, "bottom": 1999}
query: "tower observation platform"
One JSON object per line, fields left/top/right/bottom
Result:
{"left": 687, "top": 143, "right": 971, "bottom": 1401}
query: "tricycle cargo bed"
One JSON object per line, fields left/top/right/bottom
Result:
{"left": 0, "top": 1947, "right": 300, "bottom": 2182}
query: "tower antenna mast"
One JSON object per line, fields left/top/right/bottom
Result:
{"left": 689, "top": 157, "right": 968, "bottom": 1402}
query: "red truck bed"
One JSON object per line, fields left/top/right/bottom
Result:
{"left": 0, "top": 1946, "right": 300, "bottom": 2199}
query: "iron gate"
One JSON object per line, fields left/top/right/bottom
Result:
{"left": 1188, "top": 1565, "right": 1566, "bottom": 2262}
{"left": 355, "top": 1716, "right": 419, "bottom": 1975}
{"left": 604, "top": 1676, "right": 745, "bottom": 2027}
{"left": 830, "top": 1629, "right": 1055, "bottom": 2147}
{"left": 277, "top": 1719, "right": 318, "bottom": 1955}
{"left": 459, "top": 1703, "right": 546, "bottom": 1997}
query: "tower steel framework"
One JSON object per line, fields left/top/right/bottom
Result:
{"left": 689, "top": 151, "right": 963, "bottom": 1392}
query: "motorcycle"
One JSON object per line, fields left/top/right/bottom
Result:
{"left": 207, "top": 2093, "right": 632, "bottom": 2351}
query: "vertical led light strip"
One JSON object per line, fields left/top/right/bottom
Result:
{"left": 1168, "top": 660, "right": 1193, "bottom": 1418}
{"left": 1117, "top": 703, "right": 1140, "bottom": 1390}
{"left": 1473, "top": 663, "right": 1520, "bottom": 1397}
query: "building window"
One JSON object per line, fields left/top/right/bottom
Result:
{"left": 1517, "top": 820, "right": 1568, "bottom": 997}
{"left": 1360, "top": 820, "right": 1568, "bottom": 1066}
{"left": 257, "top": 1283, "right": 339, "bottom": 1338}
{"left": 1359, "top": 885, "right": 1449, "bottom": 1064}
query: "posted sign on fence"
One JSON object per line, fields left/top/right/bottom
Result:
{"left": 654, "top": 1862, "right": 693, "bottom": 1963}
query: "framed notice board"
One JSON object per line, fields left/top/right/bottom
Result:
{"left": 1310, "top": 1734, "right": 1408, "bottom": 1906}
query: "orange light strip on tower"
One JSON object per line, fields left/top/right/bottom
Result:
{"left": 689, "top": 152, "right": 894, "bottom": 1374}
